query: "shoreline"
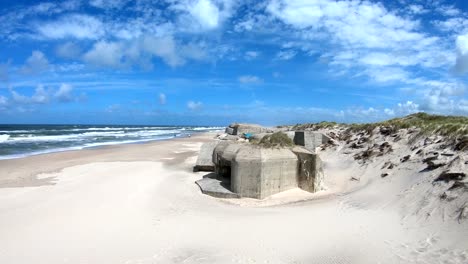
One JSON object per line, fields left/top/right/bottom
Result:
{"left": 0, "top": 132, "right": 216, "bottom": 188}
{"left": 0, "top": 129, "right": 220, "bottom": 161}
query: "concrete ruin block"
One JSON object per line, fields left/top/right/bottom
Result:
{"left": 193, "top": 141, "right": 219, "bottom": 172}
{"left": 231, "top": 145, "right": 298, "bottom": 199}
{"left": 294, "top": 131, "right": 329, "bottom": 152}
{"left": 206, "top": 140, "right": 326, "bottom": 199}
{"left": 225, "top": 127, "right": 235, "bottom": 135}
{"left": 228, "top": 123, "right": 272, "bottom": 136}
{"left": 285, "top": 131, "right": 295, "bottom": 141}
{"left": 195, "top": 176, "right": 240, "bottom": 199}
{"left": 292, "top": 147, "right": 324, "bottom": 192}
{"left": 212, "top": 141, "right": 232, "bottom": 177}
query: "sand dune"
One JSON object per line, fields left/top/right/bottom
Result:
{"left": 0, "top": 133, "right": 466, "bottom": 263}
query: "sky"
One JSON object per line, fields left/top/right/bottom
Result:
{"left": 0, "top": 0, "right": 467, "bottom": 126}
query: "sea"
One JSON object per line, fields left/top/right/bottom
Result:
{"left": 0, "top": 124, "right": 224, "bottom": 160}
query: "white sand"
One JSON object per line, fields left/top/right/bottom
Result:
{"left": 0, "top": 133, "right": 466, "bottom": 263}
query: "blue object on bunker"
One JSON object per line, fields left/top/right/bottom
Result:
{"left": 244, "top": 133, "right": 253, "bottom": 139}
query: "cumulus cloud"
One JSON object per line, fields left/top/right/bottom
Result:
{"left": 20, "top": 51, "right": 49, "bottom": 75}
{"left": 82, "top": 36, "right": 206, "bottom": 69}
{"left": 0, "top": 96, "right": 8, "bottom": 109}
{"left": 83, "top": 41, "right": 124, "bottom": 67}
{"left": 35, "top": 14, "right": 105, "bottom": 40}
{"left": 170, "top": 0, "right": 236, "bottom": 32}
{"left": 265, "top": 0, "right": 453, "bottom": 85}
{"left": 106, "top": 104, "right": 121, "bottom": 113}
{"left": 159, "top": 93, "right": 167, "bottom": 105}
{"left": 419, "top": 83, "right": 467, "bottom": 114}
{"left": 188, "top": 0, "right": 220, "bottom": 29}
{"left": 89, "top": 0, "right": 129, "bottom": 9}
{"left": 187, "top": 100, "right": 203, "bottom": 111}
{"left": 0, "top": 61, "right": 10, "bottom": 82}
{"left": 245, "top": 51, "right": 259, "bottom": 60}
{"left": 396, "top": 101, "right": 420, "bottom": 115}
{"left": 238, "top": 75, "right": 263, "bottom": 84}
{"left": 55, "top": 42, "right": 82, "bottom": 59}
{"left": 275, "top": 50, "right": 297, "bottom": 60}
{"left": 407, "top": 4, "right": 428, "bottom": 15}
{"left": 455, "top": 34, "right": 468, "bottom": 74}
{"left": 54, "top": 84, "right": 74, "bottom": 102}
{"left": 11, "top": 85, "right": 51, "bottom": 104}
{"left": 141, "top": 36, "right": 184, "bottom": 67}
{"left": 9, "top": 84, "right": 81, "bottom": 105}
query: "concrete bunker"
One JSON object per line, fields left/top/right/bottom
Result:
{"left": 195, "top": 128, "right": 327, "bottom": 199}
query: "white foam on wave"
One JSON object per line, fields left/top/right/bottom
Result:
{"left": 0, "top": 136, "right": 176, "bottom": 160}
{"left": 0, "top": 134, "right": 10, "bottom": 142}
{"left": 191, "top": 126, "right": 224, "bottom": 131}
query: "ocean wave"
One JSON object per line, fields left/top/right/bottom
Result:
{"left": 0, "top": 134, "right": 10, "bottom": 142}
{"left": 0, "top": 135, "right": 176, "bottom": 160}
{"left": 191, "top": 126, "right": 224, "bottom": 131}
{"left": 3, "top": 129, "right": 182, "bottom": 143}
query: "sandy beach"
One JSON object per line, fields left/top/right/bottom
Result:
{"left": 0, "top": 132, "right": 466, "bottom": 264}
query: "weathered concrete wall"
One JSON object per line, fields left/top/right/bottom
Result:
{"left": 314, "top": 155, "right": 325, "bottom": 192}
{"left": 285, "top": 131, "right": 295, "bottom": 141}
{"left": 231, "top": 146, "right": 262, "bottom": 198}
{"left": 292, "top": 147, "right": 324, "bottom": 192}
{"left": 294, "top": 131, "right": 329, "bottom": 152}
{"left": 209, "top": 140, "right": 325, "bottom": 199}
{"left": 228, "top": 123, "right": 272, "bottom": 136}
{"left": 258, "top": 148, "right": 298, "bottom": 199}
{"left": 193, "top": 141, "right": 219, "bottom": 172}
{"left": 225, "top": 127, "right": 235, "bottom": 135}
{"left": 212, "top": 141, "right": 231, "bottom": 177}
{"left": 230, "top": 145, "right": 298, "bottom": 199}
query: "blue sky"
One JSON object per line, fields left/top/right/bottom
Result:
{"left": 0, "top": 0, "right": 467, "bottom": 125}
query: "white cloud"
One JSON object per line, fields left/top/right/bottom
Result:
{"left": 8, "top": 84, "right": 81, "bottom": 105}
{"left": 276, "top": 50, "right": 297, "bottom": 60}
{"left": 83, "top": 41, "right": 124, "bottom": 67}
{"left": 405, "top": 80, "right": 467, "bottom": 115}
{"left": 265, "top": 0, "right": 454, "bottom": 86}
{"left": 81, "top": 36, "right": 207, "bottom": 69}
{"left": 363, "top": 67, "right": 410, "bottom": 83}
{"left": 407, "top": 4, "right": 428, "bottom": 15}
{"left": 245, "top": 51, "right": 259, "bottom": 60}
{"left": 396, "top": 101, "right": 420, "bottom": 115}
{"left": 20, "top": 51, "right": 49, "bottom": 75}
{"left": 435, "top": 4, "right": 461, "bottom": 17}
{"left": 11, "top": 85, "right": 51, "bottom": 104}
{"left": 170, "top": 0, "right": 237, "bottom": 32}
{"left": 189, "top": 0, "right": 220, "bottom": 29}
{"left": 35, "top": 14, "right": 105, "bottom": 40}
{"left": 0, "top": 61, "right": 10, "bottom": 82}
{"left": 434, "top": 17, "right": 468, "bottom": 34}
{"left": 159, "top": 93, "right": 166, "bottom": 105}
{"left": 106, "top": 104, "right": 121, "bottom": 113}
{"left": 89, "top": 0, "right": 129, "bottom": 9}
{"left": 384, "top": 108, "right": 395, "bottom": 116}
{"left": 55, "top": 42, "right": 82, "bottom": 59}
{"left": 141, "top": 36, "right": 184, "bottom": 67}
{"left": 54, "top": 84, "right": 74, "bottom": 102}
{"left": 187, "top": 100, "right": 203, "bottom": 111}
{"left": 0, "top": 96, "right": 8, "bottom": 109}
{"left": 238, "top": 75, "right": 263, "bottom": 84}
{"left": 455, "top": 34, "right": 468, "bottom": 74}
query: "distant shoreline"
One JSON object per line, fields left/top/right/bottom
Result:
{"left": 0, "top": 124, "right": 223, "bottom": 160}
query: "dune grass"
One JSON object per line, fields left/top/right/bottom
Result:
{"left": 292, "top": 113, "right": 468, "bottom": 138}
{"left": 253, "top": 132, "right": 294, "bottom": 148}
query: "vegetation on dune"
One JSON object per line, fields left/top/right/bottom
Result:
{"left": 253, "top": 132, "right": 294, "bottom": 148}
{"left": 292, "top": 113, "right": 468, "bottom": 138}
